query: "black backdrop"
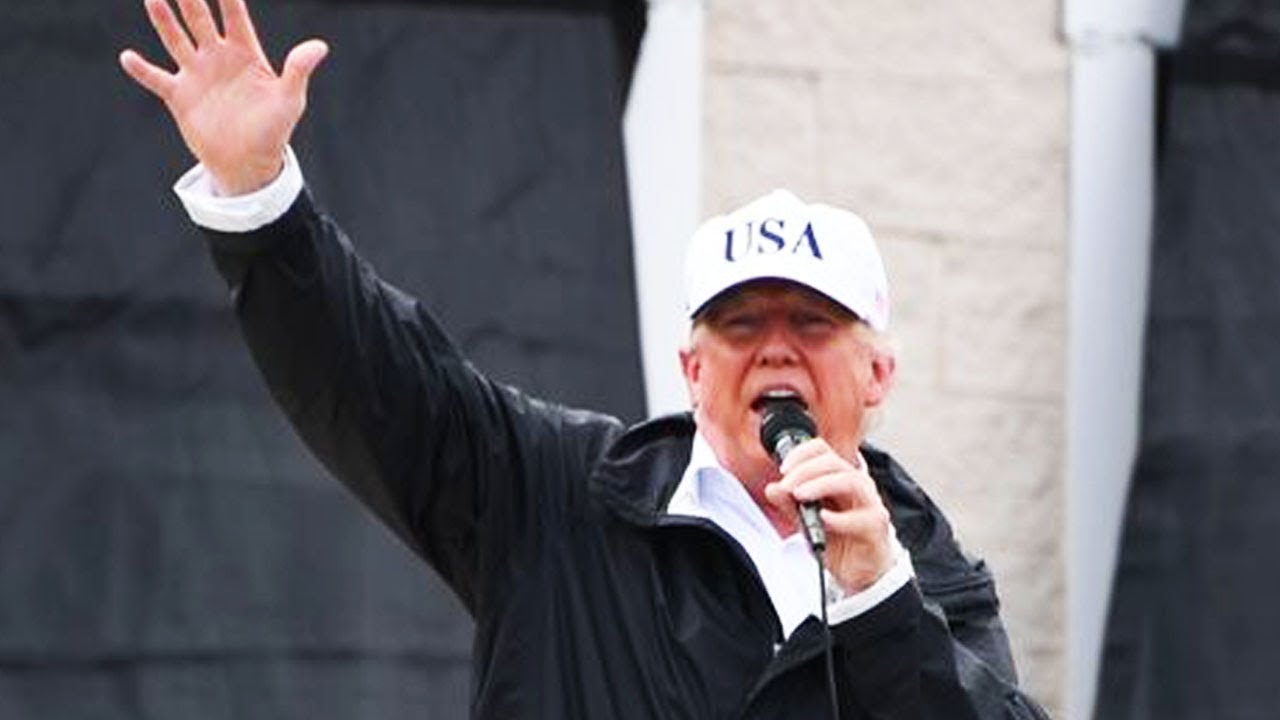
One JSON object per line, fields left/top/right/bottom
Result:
{"left": 0, "top": 1, "right": 645, "bottom": 717}
{"left": 1096, "top": 0, "right": 1280, "bottom": 717}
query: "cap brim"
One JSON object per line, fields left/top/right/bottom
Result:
{"left": 688, "top": 276, "right": 862, "bottom": 322}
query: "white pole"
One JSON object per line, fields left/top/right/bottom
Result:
{"left": 1063, "top": 0, "right": 1184, "bottom": 716}
{"left": 623, "top": 0, "right": 706, "bottom": 418}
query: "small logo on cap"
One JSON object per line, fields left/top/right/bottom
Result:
{"left": 723, "top": 218, "right": 823, "bottom": 262}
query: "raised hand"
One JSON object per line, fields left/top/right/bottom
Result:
{"left": 120, "top": 0, "right": 328, "bottom": 195}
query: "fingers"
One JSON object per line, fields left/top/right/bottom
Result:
{"left": 217, "top": 0, "right": 258, "bottom": 44}
{"left": 281, "top": 40, "right": 330, "bottom": 99}
{"left": 762, "top": 442, "right": 860, "bottom": 522}
{"left": 778, "top": 437, "right": 861, "bottom": 474}
{"left": 175, "top": 0, "right": 221, "bottom": 48}
{"left": 119, "top": 49, "right": 178, "bottom": 100}
{"left": 820, "top": 503, "right": 891, "bottom": 540}
{"left": 144, "top": 0, "right": 195, "bottom": 65}
{"left": 790, "top": 470, "right": 856, "bottom": 507}
{"left": 774, "top": 439, "right": 877, "bottom": 510}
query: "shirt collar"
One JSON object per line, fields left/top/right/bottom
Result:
{"left": 667, "top": 431, "right": 779, "bottom": 538}
{"left": 666, "top": 431, "right": 719, "bottom": 517}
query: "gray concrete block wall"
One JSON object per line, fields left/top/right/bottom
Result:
{"left": 703, "top": 1, "right": 1068, "bottom": 714}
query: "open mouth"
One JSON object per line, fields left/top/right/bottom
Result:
{"left": 750, "top": 388, "right": 808, "bottom": 413}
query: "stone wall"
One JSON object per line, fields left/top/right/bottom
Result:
{"left": 703, "top": 2, "right": 1068, "bottom": 714}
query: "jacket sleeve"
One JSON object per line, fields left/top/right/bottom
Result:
{"left": 832, "top": 579, "right": 1050, "bottom": 719}
{"left": 829, "top": 449, "right": 1052, "bottom": 719}
{"left": 202, "top": 189, "right": 623, "bottom": 613}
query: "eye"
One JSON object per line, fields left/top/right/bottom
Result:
{"left": 792, "top": 311, "right": 836, "bottom": 335}
{"left": 719, "top": 312, "right": 762, "bottom": 337}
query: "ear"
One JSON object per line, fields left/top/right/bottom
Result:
{"left": 678, "top": 344, "right": 702, "bottom": 407}
{"left": 862, "top": 348, "right": 897, "bottom": 408}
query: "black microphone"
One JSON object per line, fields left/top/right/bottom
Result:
{"left": 759, "top": 398, "right": 826, "bottom": 555}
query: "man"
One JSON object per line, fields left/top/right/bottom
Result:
{"left": 120, "top": 0, "right": 1050, "bottom": 716}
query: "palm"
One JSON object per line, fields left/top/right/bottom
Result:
{"left": 120, "top": 0, "right": 327, "bottom": 195}
{"left": 171, "top": 47, "right": 295, "bottom": 186}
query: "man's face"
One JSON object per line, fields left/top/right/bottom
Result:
{"left": 679, "top": 280, "right": 895, "bottom": 492}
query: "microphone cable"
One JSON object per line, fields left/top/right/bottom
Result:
{"left": 814, "top": 544, "right": 841, "bottom": 720}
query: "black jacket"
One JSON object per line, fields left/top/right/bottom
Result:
{"left": 204, "top": 190, "right": 1051, "bottom": 719}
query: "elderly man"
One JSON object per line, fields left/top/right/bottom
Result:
{"left": 121, "top": 0, "right": 1049, "bottom": 717}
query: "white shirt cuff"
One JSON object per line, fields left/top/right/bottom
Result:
{"left": 825, "top": 535, "right": 915, "bottom": 625}
{"left": 172, "top": 146, "right": 304, "bottom": 233}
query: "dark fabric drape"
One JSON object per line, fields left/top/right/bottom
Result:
{"left": 0, "top": 1, "right": 645, "bottom": 717}
{"left": 1095, "top": 2, "right": 1280, "bottom": 718}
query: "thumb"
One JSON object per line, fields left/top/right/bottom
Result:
{"left": 281, "top": 39, "right": 329, "bottom": 99}
{"left": 763, "top": 481, "right": 794, "bottom": 514}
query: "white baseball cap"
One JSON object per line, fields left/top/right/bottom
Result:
{"left": 683, "top": 189, "right": 891, "bottom": 331}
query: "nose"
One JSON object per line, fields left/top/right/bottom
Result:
{"left": 755, "top": 320, "right": 799, "bottom": 368}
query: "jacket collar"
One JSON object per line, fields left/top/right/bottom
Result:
{"left": 590, "top": 412, "right": 906, "bottom": 529}
{"left": 590, "top": 412, "right": 697, "bottom": 526}
{"left": 589, "top": 413, "right": 988, "bottom": 596}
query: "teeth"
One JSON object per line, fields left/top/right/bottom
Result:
{"left": 753, "top": 388, "right": 805, "bottom": 411}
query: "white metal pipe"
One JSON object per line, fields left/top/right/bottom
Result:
{"left": 624, "top": 0, "right": 705, "bottom": 417}
{"left": 1064, "top": 0, "right": 1184, "bottom": 716}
